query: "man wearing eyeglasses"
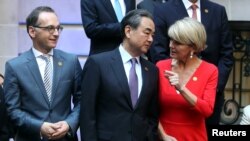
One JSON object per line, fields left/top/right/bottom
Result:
{"left": 3, "top": 6, "right": 81, "bottom": 141}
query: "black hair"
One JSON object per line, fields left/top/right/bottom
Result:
{"left": 26, "top": 6, "right": 55, "bottom": 33}
{"left": 120, "top": 9, "right": 153, "bottom": 39}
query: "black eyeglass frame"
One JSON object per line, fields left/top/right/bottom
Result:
{"left": 32, "top": 25, "right": 63, "bottom": 34}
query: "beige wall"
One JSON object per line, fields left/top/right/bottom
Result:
{"left": 0, "top": 0, "right": 18, "bottom": 74}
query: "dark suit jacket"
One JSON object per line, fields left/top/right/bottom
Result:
{"left": 80, "top": 0, "right": 135, "bottom": 55}
{"left": 150, "top": 0, "right": 233, "bottom": 93}
{"left": 0, "top": 86, "right": 9, "bottom": 141}
{"left": 80, "top": 48, "right": 159, "bottom": 141}
{"left": 3, "top": 49, "right": 82, "bottom": 141}
{"left": 137, "top": 0, "right": 166, "bottom": 14}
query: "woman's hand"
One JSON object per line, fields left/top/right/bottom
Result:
{"left": 164, "top": 70, "right": 183, "bottom": 91}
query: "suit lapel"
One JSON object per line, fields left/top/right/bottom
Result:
{"left": 134, "top": 58, "right": 150, "bottom": 108}
{"left": 200, "top": 0, "right": 211, "bottom": 28}
{"left": 26, "top": 49, "right": 50, "bottom": 105}
{"left": 124, "top": 0, "right": 135, "bottom": 13}
{"left": 51, "top": 50, "right": 63, "bottom": 103}
{"left": 102, "top": 0, "right": 118, "bottom": 21}
{"left": 175, "top": 0, "right": 189, "bottom": 19}
{"left": 110, "top": 49, "right": 133, "bottom": 108}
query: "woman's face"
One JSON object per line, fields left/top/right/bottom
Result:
{"left": 169, "top": 39, "right": 193, "bottom": 61}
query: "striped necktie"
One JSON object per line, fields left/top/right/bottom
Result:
{"left": 41, "top": 55, "right": 53, "bottom": 102}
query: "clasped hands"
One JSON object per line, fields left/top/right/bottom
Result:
{"left": 164, "top": 70, "right": 183, "bottom": 92}
{"left": 41, "top": 121, "right": 69, "bottom": 140}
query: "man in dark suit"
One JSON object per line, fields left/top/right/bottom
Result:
{"left": 80, "top": 9, "right": 159, "bottom": 141}
{"left": 80, "top": 0, "right": 135, "bottom": 55}
{"left": 137, "top": 0, "right": 167, "bottom": 14}
{"left": 3, "top": 6, "right": 81, "bottom": 141}
{"left": 150, "top": 0, "right": 233, "bottom": 125}
{"left": 137, "top": 0, "right": 167, "bottom": 60}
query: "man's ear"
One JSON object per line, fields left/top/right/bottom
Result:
{"left": 28, "top": 26, "right": 36, "bottom": 38}
{"left": 124, "top": 25, "right": 132, "bottom": 38}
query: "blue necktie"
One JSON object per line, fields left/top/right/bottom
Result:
{"left": 114, "top": 0, "right": 123, "bottom": 22}
{"left": 129, "top": 58, "right": 138, "bottom": 107}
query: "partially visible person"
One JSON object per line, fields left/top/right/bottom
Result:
{"left": 80, "top": 0, "right": 135, "bottom": 55}
{"left": 0, "top": 73, "right": 4, "bottom": 86}
{"left": 157, "top": 17, "right": 218, "bottom": 141}
{"left": 137, "top": 0, "right": 167, "bottom": 61}
{"left": 240, "top": 105, "right": 250, "bottom": 125}
{"left": 0, "top": 86, "right": 9, "bottom": 141}
{"left": 4, "top": 6, "right": 81, "bottom": 141}
{"left": 151, "top": 0, "right": 233, "bottom": 125}
{"left": 80, "top": 9, "right": 159, "bottom": 141}
{"left": 137, "top": 0, "right": 167, "bottom": 14}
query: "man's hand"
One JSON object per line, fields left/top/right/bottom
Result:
{"left": 41, "top": 122, "right": 60, "bottom": 139}
{"left": 51, "top": 121, "right": 70, "bottom": 140}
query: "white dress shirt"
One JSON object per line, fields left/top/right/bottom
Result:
{"left": 183, "top": 0, "right": 201, "bottom": 22}
{"left": 32, "top": 47, "right": 54, "bottom": 82}
{"left": 119, "top": 45, "right": 142, "bottom": 97}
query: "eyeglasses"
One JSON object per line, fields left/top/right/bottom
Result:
{"left": 33, "top": 25, "right": 63, "bottom": 34}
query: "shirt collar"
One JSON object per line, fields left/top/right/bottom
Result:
{"left": 183, "top": 0, "right": 200, "bottom": 10}
{"left": 32, "top": 47, "right": 54, "bottom": 58}
{"left": 118, "top": 45, "right": 140, "bottom": 64}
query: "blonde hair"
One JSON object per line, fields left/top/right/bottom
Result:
{"left": 168, "top": 17, "right": 207, "bottom": 53}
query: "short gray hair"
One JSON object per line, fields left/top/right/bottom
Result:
{"left": 168, "top": 17, "right": 207, "bottom": 53}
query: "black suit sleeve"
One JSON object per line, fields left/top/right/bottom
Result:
{"left": 0, "top": 87, "right": 10, "bottom": 141}
{"left": 80, "top": 0, "right": 121, "bottom": 39}
{"left": 80, "top": 57, "right": 100, "bottom": 141}
{"left": 147, "top": 68, "right": 160, "bottom": 141}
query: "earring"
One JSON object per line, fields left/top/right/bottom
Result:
{"left": 190, "top": 52, "right": 193, "bottom": 59}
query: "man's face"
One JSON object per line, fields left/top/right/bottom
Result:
{"left": 29, "top": 12, "right": 61, "bottom": 54}
{"left": 126, "top": 17, "right": 155, "bottom": 56}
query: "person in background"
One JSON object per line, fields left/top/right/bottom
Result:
{"left": 151, "top": 0, "right": 233, "bottom": 126}
{"left": 80, "top": 9, "right": 159, "bottom": 141}
{"left": 137, "top": 0, "right": 167, "bottom": 14}
{"left": 0, "top": 73, "right": 4, "bottom": 86}
{"left": 0, "top": 73, "right": 13, "bottom": 141}
{"left": 137, "top": 0, "right": 167, "bottom": 61}
{"left": 0, "top": 86, "right": 9, "bottom": 141}
{"left": 240, "top": 105, "right": 250, "bottom": 125}
{"left": 80, "top": 0, "right": 135, "bottom": 55}
{"left": 3, "top": 6, "right": 81, "bottom": 141}
{"left": 157, "top": 17, "right": 218, "bottom": 141}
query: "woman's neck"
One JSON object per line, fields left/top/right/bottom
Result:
{"left": 172, "top": 56, "right": 201, "bottom": 71}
